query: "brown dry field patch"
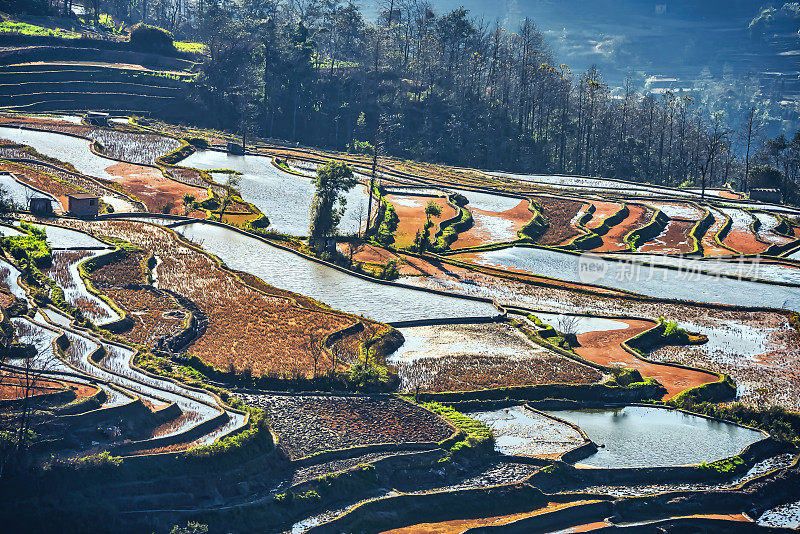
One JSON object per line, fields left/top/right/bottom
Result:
{"left": 51, "top": 219, "right": 366, "bottom": 378}
{"left": 638, "top": 219, "right": 696, "bottom": 254}
{"left": 723, "top": 227, "right": 769, "bottom": 255}
{"left": 0, "top": 371, "right": 97, "bottom": 400}
{"left": 0, "top": 114, "right": 92, "bottom": 137}
{"left": 593, "top": 203, "right": 652, "bottom": 252}
{"left": 532, "top": 195, "right": 585, "bottom": 245}
{"left": 701, "top": 210, "right": 735, "bottom": 257}
{"left": 719, "top": 191, "right": 743, "bottom": 199}
{"left": 399, "top": 353, "right": 601, "bottom": 393}
{"left": 450, "top": 199, "right": 531, "bottom": 248}
{"left": 571, "top": 318, "right": 717, "bottom": 399}
{"left": 89, "top": 250, "right": 149, "bottom": 287}
{"left": 104, "top": 287, "right": 186, "bottom": 346}
{"left": 386, "top": 195, "right": 456, "bottom": 248}
{"left": 103, "top": 162, "right": 208, "bottom": 215}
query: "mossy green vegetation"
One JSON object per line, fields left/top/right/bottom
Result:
{"left": 421, "top": 402, "right": 492, "bottom": 454}
{"left": 3, "top": 222, "right": 51, "bottom": 267}
{"left": 697, "top": 455, "right": 745, "bottom": 474}
{"left": 0, "top": 20, "right": 81, "bottom": 39}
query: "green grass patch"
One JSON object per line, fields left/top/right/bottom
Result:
{"left": 422, "top": 402, "right": 492, "bottom": 454}
{"left": 174, "top": 41, "right": 208, "bottom": 54}
{"left": 0, "top": 21, "right": 81, "bottom": 39}
{"left": 697, "top": 455, "right": 745, "bottom": 475}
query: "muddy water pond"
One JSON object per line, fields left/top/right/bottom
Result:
{"left": 174, "top": 222, "right": 497, "bottom": 323}
{"left": 469, "top": 406, "right": 585, "bottom": 457}
{"left": 458, "top": 246, "right": 800, "bottom": 311}
{"left": 181, "top": 150, "right": 369, "bottom": 236}
{"left": 545, "top": 406, "right": 764, "bottom": 468}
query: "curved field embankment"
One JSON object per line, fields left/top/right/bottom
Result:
{"left": 450, "top": 199, "right": 531, "bottom": 249}
{"left": 560, "top": 317, "right": 717, "bottom": 399}
{"left": 701, "top": 206, "right": 737, "bottom": 257}
{"left": 719, "top": 207, "right": 770, "bottom": 255}
{"left": 584, "top": 200, "right": 625, "bottom": 231}
{"left": 531, "top": 195, "right": 587, "bottom": 246}
{"left": 51, "top": 217, "right": 376, "bottom": 379}
{"left": 638, "top": 218, "right": 696, "bottom": 254}
{"left": 593, "top": 203, "right": 651, "bottom": 252}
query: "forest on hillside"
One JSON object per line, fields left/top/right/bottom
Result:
{"left": 6, "top": 0, "right": 800, "bottom": 200}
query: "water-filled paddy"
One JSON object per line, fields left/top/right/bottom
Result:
{"left": 545, "top": 406, "right": 764, "bottom": 468}
{"left": 0, "top": 259, "right": 26, "bottom": 300}
{"left": 613, "top": 253, "right": 800, "bottom": 285}
{"left": 0, "top": 172, "right": 62, "bottom": 211}
{"left": 457, "top": 246, "right": 800, "bottom": 311}
{"left": 182, "top": 150, "right": 369, "bottom": 236}
{"left": 469, "top": 405, "right": 585, "bottom": 457}
{"left": 529, "top": 312, "right": 627, "bottom": 334}
{"left": 758, "top": 499, "right": 800, "bottom": 529}
{"left": 34, "top": 222, "right": 110, "bottom": 249}
{"left": 0, "top": 126, "right": 119, "bottom": 180}
{"left": 174, "top": 222, "right": 498, "bottom": 323}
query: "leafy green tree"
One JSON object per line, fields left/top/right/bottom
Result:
{"left": 182, "top": 193, "right": 195, "bottom": 216}
{"left": 310, "top": 160, "right": 357, "bottom": 247}
{"left": 413, "top": 200, "right": 443, "bottom": 253}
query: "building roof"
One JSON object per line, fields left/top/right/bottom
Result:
{"left": 68, "top": 193, "right": 99, "bottom": 200}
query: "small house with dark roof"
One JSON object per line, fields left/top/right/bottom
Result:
{"left": 84, "top": 112, "right": 109, "bottom": 126}
{"left": 29, "top": 197, "right": 55, "bottom": 216}
{"left": 67, "top": 193, "right": 100, "bottom": 218}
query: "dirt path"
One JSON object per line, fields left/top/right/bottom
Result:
{"left": 573, "top": 318, "right": 718, "bottom": 399}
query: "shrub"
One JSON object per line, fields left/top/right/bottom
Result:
{"left": 184, "top": 136, "right": 210, "bottom": 149}
{"left": 697, "top": 455, "right": 745, "bottom": 474}
{"left": 347, "top": 139, "right": 375, "bottom": 155}
{"left": 129, "top": 23, "right": 175, "bottom": 52}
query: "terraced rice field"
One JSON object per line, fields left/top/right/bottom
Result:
{"left": 638, "top": 218, "right": 696, "bottom": 254}
{"left": 701, "top": 206, "right": 737, "bottom": 256}
{"left": 528, "top": 313, "right": 717, "bottom": 399}
{"left": 593, "top": 203, "right": 651, "bottom": 252}
{"left": 448, "top": 190, "right": 530, "bottom": 248}
{"left": 3, "top": 115, "right": 800, "bottom": 533}
{"left": 0, "top": 126, "right": 207, "bottom": 214}
{"left": 182, "top": 150, "right": 369, "bottom": 236}
{"left": 584, "top": 200, "right": 624, "bottom": 230}
{"left": 753, "top": 211, "right": 796, "bottom": 248}
{"left": 719, "top": 206, "right": 770, "bottom": 255}
{"left": 53, "top": 218, "right": 366, "bottom": 377}
{"left": 387, "top": 194, "right": 456, "bottom": 248}
{"left": 532, "top": 195, "right": 587, "bottom": 245}
{"left": 468, "top": 406, "right": 585, "bottom": 457}
{"left": 235, "top": 394, "right": 454, "bottom": 459}
{"left": 43, "top": 249, "right": 121, "bottom": 324}
{"left": 387, "top": 322, "right": 601, "bottom": 392}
